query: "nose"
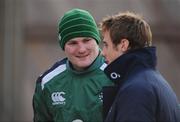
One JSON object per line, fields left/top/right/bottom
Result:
{"left": 78, "top": 43, "right": 86, "bottom": 53}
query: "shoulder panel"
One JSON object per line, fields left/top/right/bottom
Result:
{"left": 41, "top": 64, "right": 66, "bottom": 89}
{"left": 36, "top": 58, "right": 67, "bottom": 90}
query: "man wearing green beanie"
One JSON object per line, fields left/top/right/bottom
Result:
{"left": 33, "top": 8, "right": 113, "bottom": 122}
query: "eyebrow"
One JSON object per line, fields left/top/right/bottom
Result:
{"left": 68, "top": 39, "right": 77, "bottom": 43}
{"left": 102, "top": 39, "right": 107, "bottom": 43}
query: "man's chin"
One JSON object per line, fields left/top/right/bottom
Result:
{"left": 78, "top": 63, "right": 90, "bottom": 67}
{"left": 80, "top": 60, "right": 93, "bottom": 66}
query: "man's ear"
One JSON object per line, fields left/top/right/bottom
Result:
{"left": 120, "top": 39, "right": 129, "bottom": 52}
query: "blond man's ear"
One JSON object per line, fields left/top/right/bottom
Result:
{"left": 117, "top": 38, "right": 129, "bottom": 53}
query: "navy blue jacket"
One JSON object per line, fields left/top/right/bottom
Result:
{"left": 103, "top": 47, "right": 180, "bottom": 122}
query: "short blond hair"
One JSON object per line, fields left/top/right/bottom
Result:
{"left": 100, "top": 11, "right": 152, "bottom": 50}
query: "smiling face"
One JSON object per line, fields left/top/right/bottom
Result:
{"left": 102, "top": 30, "right": 129, "bottom": 64}
{"left": 64, "top": 37, "right": 99, "bottom": 71}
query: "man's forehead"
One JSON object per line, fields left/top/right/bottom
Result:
{"left": 69, "top": 37, "right": 93, "bottom": 42}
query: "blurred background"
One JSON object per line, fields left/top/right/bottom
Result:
{"left": 0, "top": 0, "right": 180, "bottom": 121}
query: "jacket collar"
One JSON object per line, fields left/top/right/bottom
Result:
{"left": 104, "top": 47, "right": 157, "bottom": 84}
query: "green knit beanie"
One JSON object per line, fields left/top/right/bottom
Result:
{"left": 58, "top": 8, "right": 101, "bottom": 50}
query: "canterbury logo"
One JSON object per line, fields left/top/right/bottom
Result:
{"left": 51, "top": 92, "right": 66, "bottom": 105}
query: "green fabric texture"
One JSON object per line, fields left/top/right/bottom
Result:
{"left": 58, "top": 8, "right": 101, "bottom": 50}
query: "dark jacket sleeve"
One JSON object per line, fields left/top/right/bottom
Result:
{"left": 113, "top": 83, "right": 157, "bottom": 122}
